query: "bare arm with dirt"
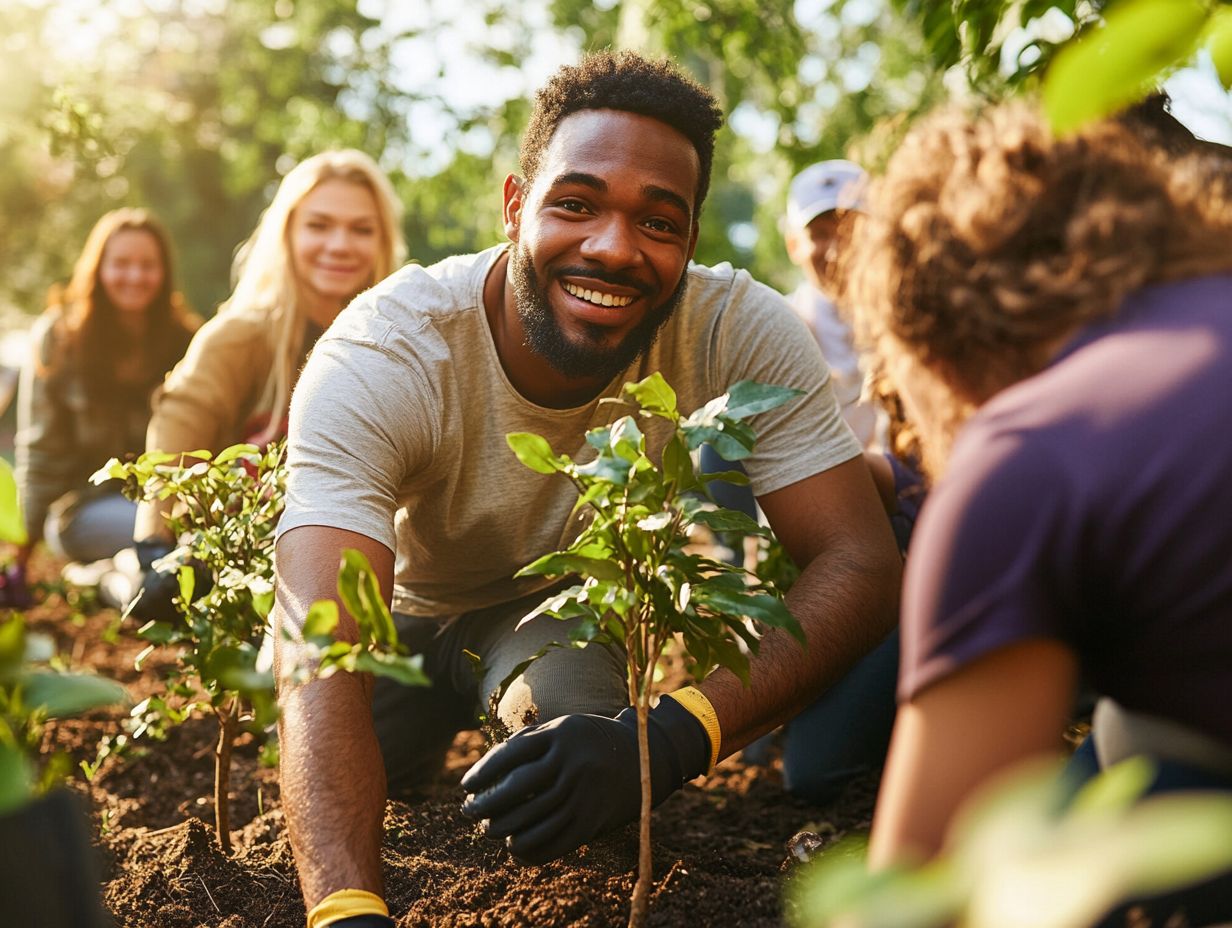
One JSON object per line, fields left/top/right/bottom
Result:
{"left": 273, "top": 524, "right": 392, "bottom": 909}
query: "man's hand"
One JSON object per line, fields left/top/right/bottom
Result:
{"left": 460, "top": 699, "right": 709, "bottom": 864}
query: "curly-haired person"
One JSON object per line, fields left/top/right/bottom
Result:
{"left": 848, "top": 103, "right": 1232, "bottom": 923}
{"left": 274, "top": 51, "right": 901, "bottom": 926}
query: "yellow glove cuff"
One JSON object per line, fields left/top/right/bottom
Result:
{"left": 306, "top": 889, "right": 389, "bottom": 928}
{"left": 665, "top": 685, "right": 721, "bottom": 772}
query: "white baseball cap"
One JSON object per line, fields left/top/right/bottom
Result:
{"left": 785, "top": 160, "right": 867, "bottom": 231}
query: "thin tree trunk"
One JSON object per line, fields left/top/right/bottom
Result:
{"left": 214, "top": 701, "right": 238, "bottom": 856}
{"left": 628, "top": 690, "right": 652, "bottom": 928}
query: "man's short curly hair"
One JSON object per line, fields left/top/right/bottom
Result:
{"left": 520, "top": 51, "right": 724, "bottom": 213}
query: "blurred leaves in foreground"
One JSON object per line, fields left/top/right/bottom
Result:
{"left": 789, "top": 757, "right": 1232, "bottom": 928}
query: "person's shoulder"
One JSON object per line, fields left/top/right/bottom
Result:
{"left": 192, "top": 305, "right": 271, "bottom": 350}
{"left": 682, "top": 261, "right": 792, "bottom": 317}
{"left": 331, "top": 247, "right": 498, "bottom": 343}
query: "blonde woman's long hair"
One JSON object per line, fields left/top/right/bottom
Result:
{"left": 224, "top": 149, "right": 406, "bottom": 444}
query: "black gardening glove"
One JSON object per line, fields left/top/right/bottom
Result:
{"left": 326, "top": 918, "right": 394, "bottom": 928}
{"left": 0, "top": 563, "right": 33, "bottom": 610}
{"left": 460, "top": 699, "right": 710, "bottom": 864}
{"left": 127, "top": 539, "right": 212, "bottom": 622}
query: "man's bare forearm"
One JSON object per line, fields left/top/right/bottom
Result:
{"left": 697, "top": 458, "right": 903, "bottom": 756}
{"left": 278, "top": 667, "right": 386, "bottom": 907}
{"left": 699, "top": 537, "right": 900, "bottom": 755}
{"left": 274, "top": 526, "right": 396, "bottom": 909}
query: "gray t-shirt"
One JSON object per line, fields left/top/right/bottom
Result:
{"left": 280, "top": 246, "right": 861, "bottom": 616}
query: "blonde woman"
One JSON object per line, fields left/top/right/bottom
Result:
{"left": 126, "top": 150, "right": 405, "bottom": 616}
{"left": 5, "top": 209, "right": 198, "bottom": 606}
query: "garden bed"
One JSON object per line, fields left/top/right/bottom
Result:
{"left": 29, "top": 555, "right": 875, "bottom": 927}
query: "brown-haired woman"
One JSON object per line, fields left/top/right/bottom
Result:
{"left": 846, "top": 103, "right": 1232, "bottom": 922}
{"left": 9, "top": 209, "right": 199, "bottom": 601}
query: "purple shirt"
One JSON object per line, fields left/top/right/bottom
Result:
{"left": 900, "top": 275, "right": 1232, "bottom": 748}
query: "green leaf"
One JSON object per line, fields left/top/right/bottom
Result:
{"left": 352, "top": 649, "right": 430, "bottom": 687}
{"left": 699, "top": 468, "right": 750, "bottom": 487}
{"left": 1043, "top": 0, "right": 1209, "bottom": 133}
{"left": 506, "top": 433, "right": 562, "bottom": 474}
{"left": 20, "top": 671, "right": 127, "bottom": 717}
{"left": 1069, "top": 756, "right": 1154, "bottom": 817}
{"left": 337, "top": 548, "right": 397, "bottom": 648}
{"left": 0, "top": 744, "right": 33, "bottom": 815}
{"left": 575, "top": 452, "right": 634, "bottom": 485}
{"left": 661, "top": 432, "right": 697, "bottom": 492}
{"left": 624, "top": 371, "right": 679, "bottom": 419}
{"left": 212, "top": 443, "right": 261, "bottom": 466}
{"left": 513, "top": 552, "right": 624, "bottom": 581}
{"left": 136, "top": 621, "right": 179, "bottom": 644}
{"left": 689, "top": 507, "right": 768, "bottom": 536}
{"left": 0, "top": 458, "right": 27, "bottom": 544}
{"left": 302, "top": 600, "right": 340, "bottom": 641}
{"left": 722, "top": 381, "right": 805, "bottom": 420}
{"left": 1207, "top": 6, "right": 1232, "bottom": 88}
{"left": 207, "top": 645, "right": 274, "bottom": 694}
{"left": 694, "top": 584, "right": 804, "bottom": 643}
{"left": 177, "top": 564, "right": 196, "bottom": 607}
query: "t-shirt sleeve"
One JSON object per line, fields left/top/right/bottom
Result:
{"left": 277, "top": 334, "right": 437, "bottom": 554}
{"left": 711, "top": 273, "right": 862, "bottom": 495}
{"left": 898, "top": 431, "right": 1076, "bottom": 701}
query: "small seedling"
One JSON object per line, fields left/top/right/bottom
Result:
{"left": 97, "top": 444, "right": 425, "bottom": 853}
{"left": 507, "top": 373, "right": 805, "bottom": 928}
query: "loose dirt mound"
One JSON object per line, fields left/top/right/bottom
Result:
{"left": 31, "top": 555, "right": 873, "bottom": 927}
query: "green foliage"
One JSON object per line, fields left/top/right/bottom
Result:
{"left": 0, "top": 614, "right": 127, "bottom": 815}
{"left": 96, "top": 443, "right": 287, "bottom": 735}
{"left": 789, "top": 757, "right": 1232, "bottom": 928}
{"left": 284, "top": 548, "right": 429, "bottom": 689}
{"left": 1043, "top": 0, "right": 1215, "bottom": 132}
{"left": 95, "top": 443, "right": 423, "bottom": 848}
{"left": 900, "top": 0, "right": 1232, "bottom": 132}
{"left": 507, "top": 372, "right": 806, "bottom": 697}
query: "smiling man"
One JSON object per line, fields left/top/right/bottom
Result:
{"left": 274, "top": 52, "right": 900, "bottom": 928}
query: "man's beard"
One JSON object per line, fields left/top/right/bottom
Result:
{"left": 509, "top": 244, "right": 688, "bottom": 382}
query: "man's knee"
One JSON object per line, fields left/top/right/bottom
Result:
{"left": 490, "top": 641, "right": 627, "bottom": 733}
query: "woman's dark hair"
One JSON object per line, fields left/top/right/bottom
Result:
{"left": 44, "top": 208, "right": 198, "bottom": 402}
{"left": 519, "top": 50, "right": 724, "bottom": 212}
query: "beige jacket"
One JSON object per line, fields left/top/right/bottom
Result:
{"left": 16, "top": 310, "right": 167, "bottom": 542}
{"left": 134, "top": 309, "right": 279, "bottom": 540}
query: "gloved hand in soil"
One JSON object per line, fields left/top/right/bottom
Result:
{"left": 125, "top": 538, "right": 212, "bottom": 622}
{"left": 0, "top": 562, "right": 33, "bottom": 609}
{"left": 321, "top": 918, "right": 394, "bottom": 928}
{"left": 460, "top": 697, "right": 710, "bottom": 864}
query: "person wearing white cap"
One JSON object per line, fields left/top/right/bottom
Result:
{"left": 784, "top": 159, "right": 884, "bottom": 448}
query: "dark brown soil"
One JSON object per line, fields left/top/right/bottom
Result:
{"left": 29, "top": 553, "right": 874, "bottom": 928}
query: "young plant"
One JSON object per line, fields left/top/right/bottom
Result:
{"left": 95, "top": 444, "right": 425, "bottom": 853}
{"left": 0, "top": 458, "right": 126, "bottom": 812}
{"left": 506, "top": 373, "right": 806, "bottom": 928}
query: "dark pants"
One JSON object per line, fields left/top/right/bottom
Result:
{"left": 1067, "top": 738, "right": 1232, "bottom": 926}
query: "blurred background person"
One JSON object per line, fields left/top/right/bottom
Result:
{"left": 115, "top": 149, "right": 406, "bottom": 618}
{"left": 783, "top": 159, "right": 883, "bottom": 447}
{"left": 5, "top": 209, "right": 199, "bottom": 606}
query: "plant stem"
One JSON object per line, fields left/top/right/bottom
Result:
{"left": 214, "top": 699, "right": 238, "bottom": 855}
{"left": 628, "top": 675, "right": 653, "bottom": 928}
